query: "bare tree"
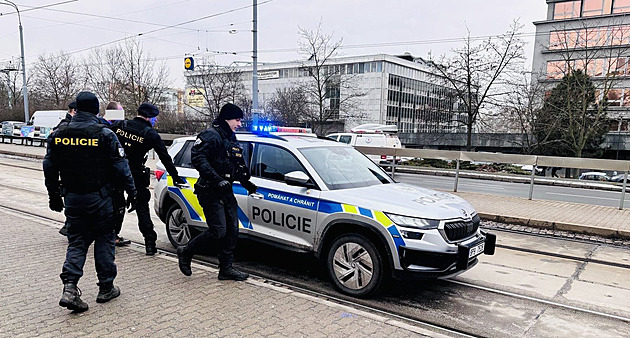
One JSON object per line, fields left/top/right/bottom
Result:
{"left": 433, "top": 21, "right": 525, "bottom": 150}
{"left": 298, "top": 21, "right": 367, "bottom": 135}
{"left": 84, "top": 45, "right": 126, "bottom": 107}
{"left": 0, "top": 69, "right": 24, "bottom": 121}
{"left": 265, "top": 87, "right": 311, "bottom": 125}
{"left": 29, "top": 51, "right": 82, "bottom": 110}
{"left": 84, "top": 40, "right": 170, "bottom": 116}
{"left": 120, "top": 40, "right": 171, "bottom": 109}
{"left": 488, "top": 71, "right": 547, "bottom": 154}
{"left": 185, "top": 61, "right": 248, "bottom": 119}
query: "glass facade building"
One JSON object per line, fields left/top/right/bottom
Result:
{"left": 186, "top": 54, "right": 465, "bottom": 134}
{"left": 532, "top": 0, "right": 630, "bottom": 128}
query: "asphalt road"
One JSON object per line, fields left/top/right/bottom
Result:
{"left": 395, "top": 172, "right": 630, "bottom": 208}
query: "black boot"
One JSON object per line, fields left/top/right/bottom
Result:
{"left": 177, "top": 246, "right": 192, "bottom": 276}
{"left": 115, "top": 236, "right": 130, "bottom": 247}
{"left": 96, "top": 285, "right": 120, "bottom": 303}
{"left": 59, "top": 283, "right": 88, "bottom": 312}
{"left": 145, "top": 243, "right": 157, "bottom": 256}
{"left": 218, "top": 267, "right": 249, "bottom": 281}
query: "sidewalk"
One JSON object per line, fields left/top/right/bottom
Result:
{"left": 0, "top": 208, "right": 432, "bottom": 337}
{"left": 1, "top": 141, "right": 629, "bottom": 239}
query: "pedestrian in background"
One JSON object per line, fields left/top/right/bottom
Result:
{"left": 177, "top": 103, "right": 257, "bottom": 280}
{"left": 110, "top": 103, "right": 185, "bottom": 255}
{"left": 43, "top": 91, "right": 137, "bottom": 313}
{"left": 54, "top": 101, "right": 76, "bottom": 131}
{"left": 106, "top": 101, "right": 131, "bottom": 247}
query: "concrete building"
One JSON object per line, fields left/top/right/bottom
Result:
{"left": 532, "top": 0, "right": 630, "bottom": 130}
{"left": 157, "top": 88, "right": 185, "bottom": 116}
{"left": 184, "top": 53, "right": 465, "bottom": 134}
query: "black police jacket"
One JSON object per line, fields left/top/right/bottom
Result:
{"left": 110, "top": 117, "right": 179, "bottom": 177}
{"left": 53, "top": 113, "right": 73, "bottom": 130}
{"left": 43, "top": 112, "right": 136, "bottom": 196}
{"left": 191, "top": 119, "right": 251, "bottom": 189}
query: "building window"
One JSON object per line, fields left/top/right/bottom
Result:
{"left": 610, "top": 57, "right": 628, "bottom": 75}
{"left": 608, "top": 89, "right": 622, "bottom": 106}
{"left": 613, "top": 0, "right": 630, "bottom": 13}
{"left": 547, "top": 61, "right": 567, "bottom": 79}
{"left": 586, "top": 58, "right": 605, "bottom": 76}
{"left": 554, "top": 1, "right": 581, "bottom": 19}
{"left": 582, "top": 0, "right": 613, "bottom": 16}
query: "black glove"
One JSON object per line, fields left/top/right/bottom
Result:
{"left": 126, "top": 193, "right": 137, "bottom": 213}
{"left": 49, "top": 195, "right": 64, "bottom": 212}
{"left": 173, "top": 175, "right": 187, "bottom": 187}
{"left": 217, "top": 180, "right": 232, "bottom": 193}
{"left": 242, "top": 181, "right": 257, "bottom": 195}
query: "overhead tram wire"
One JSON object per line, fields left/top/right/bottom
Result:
{"left": 0, "top": 0, "right": 78, "bottom": 16}
{"left": 233, "top": 30, "right": 543, "bottom": 56}
{"left": 60, "top": 0, "right": 276, "bottom": 57}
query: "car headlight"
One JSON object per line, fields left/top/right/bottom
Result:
{"left": 384, "top": 213, "right": 440, "bottom": 230}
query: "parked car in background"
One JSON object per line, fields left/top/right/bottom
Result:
{"left": 28, "top": 110, "right": 67, "bottom": 128}
{"left": 579, "top": 172, "right": 611, "bottom": 182}
{"left": 610, "top": 174, "right": 628, "bottom": 182}
{"left": 326, "top": 124, "right": 402, "bottom": 164}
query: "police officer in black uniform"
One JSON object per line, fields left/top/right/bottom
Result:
{"left": 110, "top": 103, "right": 185, "bottom": 255}
{"left": 54, "top": 101, "right": 76, "bottom": 131}
{"left": 43, "top": 91, "right": 137, "bottom": 313}
{"left": 56, "top": 101, "right": 78, "bottom": 237}
{"left": 177, "top": 103, "right": 257, "bottom": 280}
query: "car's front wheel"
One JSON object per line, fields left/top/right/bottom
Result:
{"left": 165, "top": 204, "right": 192, "bottom": 248}
{"left": 326, "top": 234, "right": 384, "bottom": 297}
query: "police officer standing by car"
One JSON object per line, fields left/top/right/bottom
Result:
{"left": 43, "top": 91, "right": 137, "bottom": 313}
{"left": 177, "top": 103, "right": 257, "bottom": 281}
{"left": 110, "top": 103, "right": 186, "bottom": 255}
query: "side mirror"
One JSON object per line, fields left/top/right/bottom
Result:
{"left": 285, "top": 171, "right": 315, "bottom": 188}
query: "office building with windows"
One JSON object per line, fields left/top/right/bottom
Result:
{"left": 532, "top": 0, "right": 630, "bottom": 129}
{"left": 185, "top": 53, "right": 465, "bottom": 134}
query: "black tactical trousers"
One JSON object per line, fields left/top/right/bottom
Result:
{"left": 111, "top": 188, "right": 126, "bottom": 235}
{"left": 132, "top": 171, "right": 157, "bottom": 245}
{"left": 60, "top": 192, "right": 116, "bottom": 286}
{"left": 185, "top": 189, "right": 239, "bottom": 269}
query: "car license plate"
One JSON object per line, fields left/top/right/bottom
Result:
{"left": 469, "top": 242, "right": 485, "bottom": 258}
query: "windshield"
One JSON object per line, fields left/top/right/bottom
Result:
{"left": 299, "top": 146, "right": 393, "bottom": 190}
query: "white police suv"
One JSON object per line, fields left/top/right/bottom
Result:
{"left": 154, "top": 127, "right": 495, "bottom": 297}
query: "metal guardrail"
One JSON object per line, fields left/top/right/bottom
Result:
{"left": 355, "top": 146, "right": 630, "bottom": 210}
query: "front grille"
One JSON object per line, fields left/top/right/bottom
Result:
{"left": 444, "top": 214, "right": 480, "bottom": 242}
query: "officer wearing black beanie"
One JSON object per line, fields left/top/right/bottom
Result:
{"left": 177, "top": 103, "right": 257, "bottom": 280}
{"left": 110, "top": 102, "right": 186, "bottom": 255}
{"left": 43, "top": 91, "right": 137, "bottom": 312}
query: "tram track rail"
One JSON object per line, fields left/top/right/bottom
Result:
{"left": 2, "top": 156, "right": 630, "bottom": 335}
{"left": 2, "top": 198, "right": 630, "bottom": 338}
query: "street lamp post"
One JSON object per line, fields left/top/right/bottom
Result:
{"left": 1, "top": 0, "right": 29, "bottom": 122}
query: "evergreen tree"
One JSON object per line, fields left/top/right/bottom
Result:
{"left": 534, "top": 69, "right": 609, "bottom": 158}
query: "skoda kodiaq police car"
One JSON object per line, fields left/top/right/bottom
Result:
{"left": 154, "top": 127, "right": 495, "bottom": 297}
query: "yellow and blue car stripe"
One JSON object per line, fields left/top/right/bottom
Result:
{"left": 165, "top": 176, "right": 405, "bottom": 247}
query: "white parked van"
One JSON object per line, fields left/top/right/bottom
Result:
{"left": 29, "top": 110, "right": 67, "bottom": 128}
{"left": 326, "top": 124, "right": 402, "bottom": 163}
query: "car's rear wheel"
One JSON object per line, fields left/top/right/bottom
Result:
{"left": 326, "top": 234, "right": 384, "bottom": 297}
{"left": 165, "top": 204, "right": 192, "bottom": 248}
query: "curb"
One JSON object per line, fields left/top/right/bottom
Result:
{"left": 478, "top": 212, "right": 626, "bottom": 239}
{"left": 0, "top": 149, "right": 44, "bottom": 160}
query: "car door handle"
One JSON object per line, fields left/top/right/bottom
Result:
{"left": 250, "top": 192, "right": 264, "bottom": 200}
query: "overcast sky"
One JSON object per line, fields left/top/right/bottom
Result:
{"left": 0, "top": 0, "right": 548, "bottom": 88}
